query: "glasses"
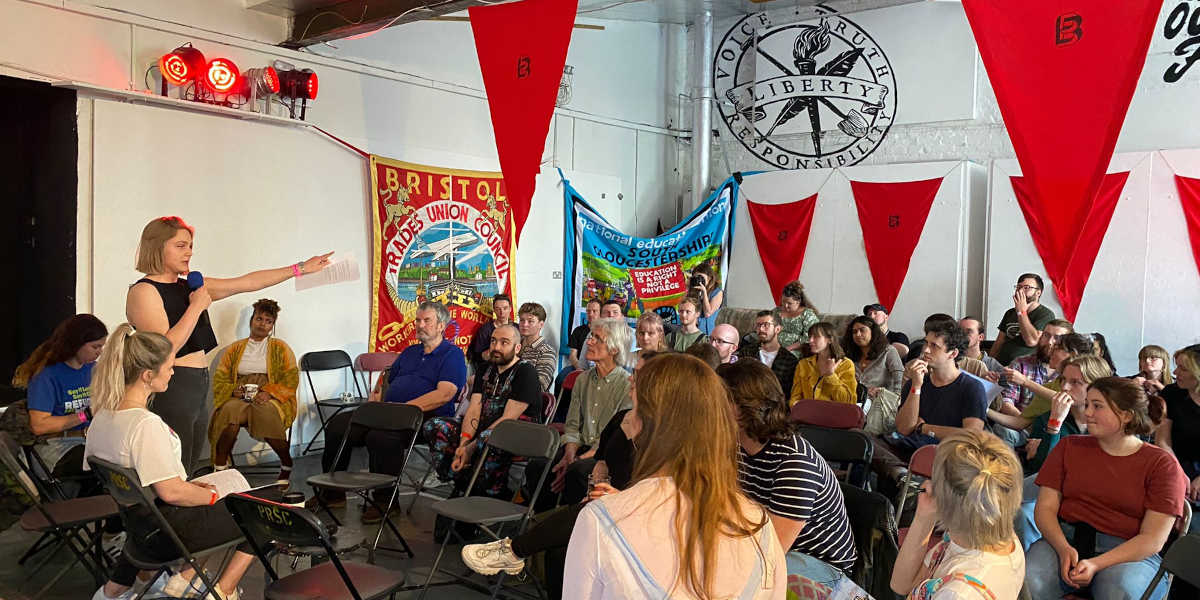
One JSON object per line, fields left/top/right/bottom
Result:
{"left": 712, "top": 338, "right": 737, "bottom": 346}
{"left": 1014, "top": 285, "right": 1040, "bottom": 291}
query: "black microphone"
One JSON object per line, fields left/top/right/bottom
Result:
{"left": 187, "top": 271, "right": 204, "bottom": 290}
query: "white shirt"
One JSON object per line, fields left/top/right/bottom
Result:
{"left": 758, "top": 348, "right": 779, "bottom": 368}
{"left": 564, "top": 477, "right": 786, "bottom": 599}
{"left": 83, "top": 408, "right": 188, "bottom": 486}
{"left": 917, "top": 535, "right": 1025, "bottom": 600}
{"left": 237, "top": 338, "right": 269, "bottom": 375}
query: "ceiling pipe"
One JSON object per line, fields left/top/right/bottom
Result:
{"left": 690, "top": 8, "right": 715, "bottom": 211}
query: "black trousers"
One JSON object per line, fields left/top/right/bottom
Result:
{"left": 149, "top": 367, "right": 210, "bottom": 477}
{"left": 511, "top": 503, "right": 585, "bottom": 600}
{"left": 110, "top": 501, "right": 249, "bottom": 587}
{"left": 523, "top": 446, "right": 593, "bottom": 511}
{"left": 320, "top": 410, "right": 414, "bottom": 477}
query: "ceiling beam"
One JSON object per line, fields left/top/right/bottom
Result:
{"left": 283, "top": 0, "right": 479, "bottom": 48}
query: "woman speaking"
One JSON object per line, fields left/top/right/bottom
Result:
{"left": 125, "top": 216, "right": 330, "bottom": 475}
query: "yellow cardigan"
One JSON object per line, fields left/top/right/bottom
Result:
{"left": 790, "top": 356, "right": 857, "bottom": 405}
{"left": 211, "top": 337, "right": 300, "bottom": 426}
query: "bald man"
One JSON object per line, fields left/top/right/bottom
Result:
{"left": 709, "top": 323, "right": 740, "bottom": 364}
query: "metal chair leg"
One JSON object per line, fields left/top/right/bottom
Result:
{"left": 417, "top": 523, "right": 457, "bottom": 600}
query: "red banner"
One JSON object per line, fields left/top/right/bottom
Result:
{"left": 850, "top": 178, "right": 944, "bottom": 310}
{"left": 1012, "top": 172, "right": 1127, "bottom": 322}
{"left": 470, "top": 0, "right": 577, "bottom": 243}
{"left": 1173, "top": 175, "right": 1200, "bottom": 278}
{"left": 746, "top": 194, "right": 818, "bottom": 301}
{"left": 368, "top": 157, "right": 515, "bottom": 353}
{"left": 962, "top": 0, "right": 1161, "bottom": 318}
{"left": 629, "top": 263, "right": 688, "bottom": 311}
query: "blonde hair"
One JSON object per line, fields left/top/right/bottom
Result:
{"left": 90, "top": 324, "right": 173, "bottom": 413}
{"left": 1138, "top": 345, "right": 1173, "bottom": 386}
{"left": 931, "top": 431, "right": 1022, "bottom": 549}
{"left": 1172, "top": 348, "right": 1200, "bottom": 397}
{"left": 1060, "top": 354, "right": 1113, "bottom": 385}
{"left": 135, "top": 216, "right": 193, "bottom": 274}
{"left": 636, "top": 312, "right": 666, "bottom": 352}
{"left": 631, "top": 354, "right": 767, "bottom": 598}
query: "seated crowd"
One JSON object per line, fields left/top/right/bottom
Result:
{"left": 6, "top": 266, "right": 1200, "bottom": 600}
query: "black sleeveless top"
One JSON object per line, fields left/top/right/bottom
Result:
{"left": 134, "top": 278, "right": 218, "bottom": 357}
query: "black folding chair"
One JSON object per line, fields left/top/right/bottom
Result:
{"left": 225, "top": 493, "right": 406, "bottom": 599}
{"left": 0, "top": 432, "right": 117, "bottom": 599}
{"left": 1139, "top": 519, "right": 1199, "bottom": 600}
{"left": 301, "top": 350, "right": 366, "bottom": 455}
{"left": 415, "top": 419, "right": 560, "bottom": 600}
{"left": 305, "top": 402, "right": 420, "bottom": 562}
{"left": 87, "top": 457, "right": 240, "bottom": 600}
{"left": 797, "top": 425, "right": 874, "bottom": 491}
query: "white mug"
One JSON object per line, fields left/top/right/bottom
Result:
{"left": 242, "top": 383, "right": 259, "bottom": 401}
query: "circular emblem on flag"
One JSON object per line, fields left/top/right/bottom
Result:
{"left": 713, "top": 11, "right": 897, "bottom": 170}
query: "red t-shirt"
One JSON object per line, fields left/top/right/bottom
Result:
{"left": 1036, "top": 435, "right": 1187, "bottom": 540}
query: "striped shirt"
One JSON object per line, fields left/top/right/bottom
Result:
{"left": 518, "top": 335, "right": 558, "bottom": 392}
{"left": 737, "top": 433, "right": 857, "bottom": 572}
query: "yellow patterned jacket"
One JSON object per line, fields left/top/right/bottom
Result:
{"left": 211, "top": 337, "right": 300, "bottom": 427}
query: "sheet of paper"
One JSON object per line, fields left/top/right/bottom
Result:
{"left": 295, "top": 252, "right": 360, "bottom": 291}
{"left": 191, "top": 468, "right": 252, "bottom": 499}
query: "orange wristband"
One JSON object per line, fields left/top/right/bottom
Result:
{"left": 208, "top": 490, "right": 218, "bottom": 505}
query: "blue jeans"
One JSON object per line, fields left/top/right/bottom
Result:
{"left": 785, "top": 552, "right": 846, "bottom": 588}
{"left": 1016, "top": 474, "right": 1041, "bottom": 551}
{"left": 1025, "top": 522, "right": 1167, "bottom": 600}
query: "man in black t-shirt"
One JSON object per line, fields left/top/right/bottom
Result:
{"left": 990, "top": 272, "right": 1056, "bottom": 366}
{"left": 567, "top": 299, "right": 601, "bottom": 371}
{"left": 864, "top": 303, "right": 909, "bottom": 357}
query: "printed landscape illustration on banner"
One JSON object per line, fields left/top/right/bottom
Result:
{"left": 560, "top": 175, "right": 738, "bottom": 347}
{"left": 369, "top": 156, "right": 514, "bottom": 353}
{"left": 713, "top": 9, "right": 896, "bottom": 170}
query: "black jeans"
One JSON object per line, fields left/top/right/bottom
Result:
{"left": 110, "top": 501, "right": 249, "bottom": 587}
{"left": 512, "top": 503, "right": 585, "bottom": 600}
{"left": 320, "top": 411, "right": 414, "bottom": 477}
{"left": 149, "top": 367, "right": 210, "bottom": 477}
{"left": 523, "top": 446, "right": 593, "bottom": 511}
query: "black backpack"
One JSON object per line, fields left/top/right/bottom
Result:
{"left": 0, "top": 399, "right": 38, "bottom": 447}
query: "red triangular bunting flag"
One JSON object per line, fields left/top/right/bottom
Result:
{"left": 1012, "top": 173, "right": 1127, "bottom": 322}
{"left": 747, "top": 194, "right": 818, "bottom": 300}
{"left": 1173, "top": 175, "right": 1200, "bottom": 278}
{"left": 962, "top": 0, "right": 1160, "bottom": 316}
{"left": 850, "top": 178, "right": 944, "bottom": 310}
{"left": 470, "top": 0, "right": 577, "bottom": 243}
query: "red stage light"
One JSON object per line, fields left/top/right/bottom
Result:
{"left": 159, "top": 45, "right": 206, "bottom": 86}
{"left": 243, "top": 66, "right": 279, "bottom": 96}
{"left": 203, "top": 58, "right": 240, "bottom": 93}
{"left": 279, "top": 68, "right": 318, "bottom": 100}
{"left": 305, "top": 70, "right": 318, "bottom": 100}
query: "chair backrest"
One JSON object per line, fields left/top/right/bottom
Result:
{"left": 354, "top": 352, "right": 398, "bottom": 373}
{"left": 348, "top": 402, "right": 423, "bottom": 433}
{"left": 482, "top": 419, "right": 560, "bottom": 460}
{"left": 541, "top": 392, "right": 556, "bottom": 425}
{"left": 1159, "top": 532, "right": 1200, "bottom": 590}
{"left": 85, "top": 457, "right": 158, "bottom": 510}
{"left": 839, "top": 481, "right": 899, "bottom": 598}
{"left": 790, "top": 398, "right": 865, "bottom": 429}
{"left": 301, "top": 350, "right": 353, "bottom": 372}
{"left": 562, "top": 370, "right": 582, "bottom": 391}
{"left": 797, "top": 425, "right": 873, "bottom": 489}
{"left": 908, "top": 443, "right": 937, "bottom": 478}
{"left": 0, "top": 431, "right": 40, "bottom": 500}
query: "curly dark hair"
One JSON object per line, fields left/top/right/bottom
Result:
{"left": 252, "top": 298, "right": 281, "bottom": 319}
{"left": 718, "top": 359, "right": 792, "bottom": 443}
{"left": 684, "top": 341, "right": 722, "bottom": 371}
{"left": 927, "top": 320, "right": 968, "bottom": 358}
{"left": 843, "top": 316, "right": 889, "bottom": 362}
{"left": 780, "top": 280, "right": 818, "bottom": 311}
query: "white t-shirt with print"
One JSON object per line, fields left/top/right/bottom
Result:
{"left": 913, "top": 535, "right": 1024, "bottom": 600}
{"left": 83, "top": 408, "right": 188, "bottom": 486}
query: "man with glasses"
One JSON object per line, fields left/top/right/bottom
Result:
{"left": 990, "top": 273, "right": 1056, "bottom": 366}
{"left": 709, "top": 323, "right": 741, "bottom": 364}
{"left": 738, "top": 310, "right": 798, "bottom": 393}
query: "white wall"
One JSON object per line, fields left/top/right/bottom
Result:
{"left": 0, "top": 0, "right": 688, "bottom": 451}
{"left": 729, "top": 161, "right": 985, "bottom": 339}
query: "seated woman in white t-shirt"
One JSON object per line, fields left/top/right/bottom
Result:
{"left": 84, "top": 324, "right": 255, "bottom": 600}
{"left": 563, "top": 353, "right": 786, "bottom": 599}
{"left": 890, "top": 431, "right": 1025, "bottom": 600}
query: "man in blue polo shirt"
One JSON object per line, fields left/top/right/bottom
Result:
{"left": 313, "top": 301, "right": 466, "bottom": 517}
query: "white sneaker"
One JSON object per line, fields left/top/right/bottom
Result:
{"left": 91, "top": 585, "right": 135, "bottom": 600}
{"left": 162, "top": 571, "right": 210, "bottom": 598}
{"left": 461, "top": 538, "right": 525, "bottom": 575}
{"left": 421, "top": 470, "right": 452, "bottom": 489}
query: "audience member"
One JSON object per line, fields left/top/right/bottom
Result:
{"left": 85, "top": 325, "right": 255, "bottom": 600}
{"left": 1132, "top": 344, "right": 1173, "bottom": 396}
{"left": 864, "top": 303, "right": 910, "bottom": 358}
{"left": 1156, "top": 344, "right": 1200, "bottom": 523}
{"left": 460, "top": 352, "right": 658, "bottom": 597}
{"left": 467, "top": 294, "right": 512, "bottom": 376}
{"left": 15, "top": 314, "right": 107, "bottom": 493}
{"left": 600, "top": 299, "right": 624, "bottom": 320}
{"left": 988, "top": 325, "right": 1081, "bottom": 443}
{"left": 689, "top": 262, "right": 724, "bottom": 335}
{"left": 563, "top": 354, "right": 786, "bottom": 598}
{"left": 422, "top": 323, "right": 541, "bottom": 498}
{"left": 684, "top": 341, "right": 722, "bottom": 371}
{"left": 720, "top": 360, "right": 856, "bottom": 584}
{"left": 1016, "top": 355, "right": 1112, "bottom": 550}
{"left": 1090, "top": 332, "right": 1118, "bottom": 376}
{"left": 737, "top": 310, "right": 799, "bottom": 395}
{"left": 990, "top": 273, "right": 1056, "bottom": 366}
{"left": 538, "top": 318, "right": 632, "bottom": 506}
{"left": 313, "top": 302, "right": 465, "bottom": 514}
{"left": 960, "top": 316, "right": 1003, "bottom": 372}
{"left": 843, "top": 315, "right": 903, "bottom": 398}
{"left": 789, "top": 322, "right": 856, "bottom": 405}
{"left": 566, "top": 298, "right": 601, "bottom": 372}
{"left": 208, "top": 299, "right": 298, "bottom": 485}
{"left": 517, "top": 302, "right": 557, "bottom": 392}
{"left": 709, "top": 323, "right": 741, "bottom": 364}
{"left": 665, "top": 296, "right": 707, "bottom": 351}
{"left": 634, "top": 312, "right": 667, "bottom": 358}
{"left": 1026, "top": 378, "right": 1186, "bottom": 600}
{"left": 889, "top": 320, "right": 987, "bottom": 455}
{"left": 125, "top": 216, "right": 331, "bottom": 475}
{"left": 890, "top": 432, "right": 1025, "bottom": 600}
{"left": 902, "top": 313, "right": 954, "bottom": 364}
{"left": 992, "top": 332, "right": 1092, "bottom": 438}
{"left": 778, "top": 280, "right": 820, "bottom": 357}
